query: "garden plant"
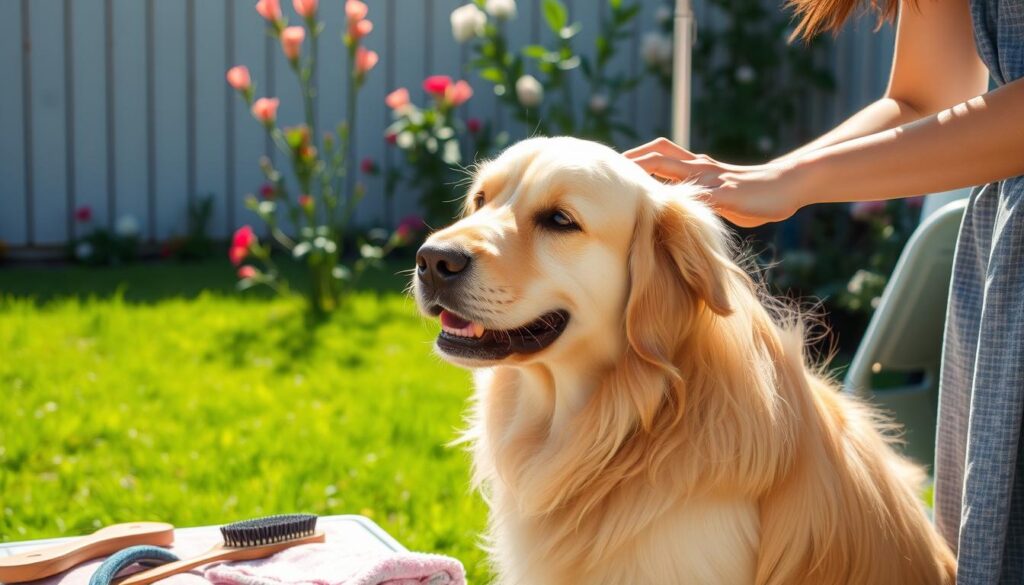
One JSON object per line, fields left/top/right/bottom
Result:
{"left": 225, "top": 0, "right": 418, "bottom": 315}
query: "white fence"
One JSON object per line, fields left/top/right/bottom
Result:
{"left": 0, "top": 0, "right": 894, "bottom": 249}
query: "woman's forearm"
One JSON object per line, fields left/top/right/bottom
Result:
{"left": 795, "top": 78, "right": 1024, "bottom": 205}
{"left": 774, "top": 97, "right": 926, "bottom": 163}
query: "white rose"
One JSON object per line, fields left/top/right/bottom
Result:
{"left": 588, "top": 94, "right": 609, "bottom": 114}
{"left": 515, "top": 75, "right": 543, "bottom": 107}
{"left": 451, "top": 4, "right": 486, "bottom": 43}
{"left": 485, "top": 0, "right": 516, "bottom": 20}
{"left": 396, "top": 131, "right": 415, "bottom": 149}
{"left": 641, "top": 32, "right": 672, "bottom": 68}
{"left": 75, "top": 241, "right": 94, "bottom": 260}
{"left": 115, "top": 214, "right": 139, "bottom": 238}
{"left": 735, "top": 65, "right": 756, "bottom": 84}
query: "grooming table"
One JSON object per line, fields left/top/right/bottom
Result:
{"left": 0, "top": 515, "right": 405, "bottom": 582}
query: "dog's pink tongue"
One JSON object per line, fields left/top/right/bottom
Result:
{"left": 440, "top": 310, "right": 472, "bottom": 329}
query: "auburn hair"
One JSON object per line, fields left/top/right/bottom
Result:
{"left": 787, "top": 0, "right": 904, "bottom": 40}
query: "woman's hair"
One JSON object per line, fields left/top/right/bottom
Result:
{"left": 787, "top": 0, "right": 903, "bottom": 40}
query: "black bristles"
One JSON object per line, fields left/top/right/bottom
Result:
{"left": 220, "top": 514, "right": 318, "bottom": 548}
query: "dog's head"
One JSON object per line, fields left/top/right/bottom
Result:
{"left": 414, "top": 137, "right": 737, "bottom": 371}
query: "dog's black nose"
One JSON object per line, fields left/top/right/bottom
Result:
{"left": 416, "top": 244, "right": 471, "bottom": 288}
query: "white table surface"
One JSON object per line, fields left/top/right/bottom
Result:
{"left": 0, "top": 515, "right": 405, "bottom": 557}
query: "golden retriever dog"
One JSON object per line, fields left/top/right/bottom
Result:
{"left": 413, "top": 137, "right": 956, "bottom": 585}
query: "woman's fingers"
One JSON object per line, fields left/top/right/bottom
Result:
{"left": 631, "top": 152, "right": 723, "bottom": 184}
{"left": 624, "top": 137, "right": 698, "bottom": 161}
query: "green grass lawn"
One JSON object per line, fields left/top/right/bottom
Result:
{"left": 0, "top": 258, "right": 490, "bottom": 582}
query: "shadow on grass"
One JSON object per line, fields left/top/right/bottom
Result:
{"left": 209, "top": 290, "right": 410, "bottom": 373}
{"left": 0, "top": 254, "right": 417, "bottom": 306}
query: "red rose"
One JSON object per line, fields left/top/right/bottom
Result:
{"left": 360, "top": 157, "right": 378, "bottom": 174}
{"left": 422, "top": 75, "right": 452, "bottom": 97}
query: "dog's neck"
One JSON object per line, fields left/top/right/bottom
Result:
{"left": 512, "top": 359, "right": 605, "bottom": 435}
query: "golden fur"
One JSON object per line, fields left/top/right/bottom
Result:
{"left": 415, "top": 137, "right": 956, "bottom": 584}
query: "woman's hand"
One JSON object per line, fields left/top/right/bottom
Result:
{"left": 624, "top": 138, "right": 811, "bottom": 228}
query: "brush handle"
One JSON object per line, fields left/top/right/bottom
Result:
{"left": 0, "top": 522, "right": 175, "bottom": 584}
{"left": 115, "top": 531, "right": 325, "bottom": 585}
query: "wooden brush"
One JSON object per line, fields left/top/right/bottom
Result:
{"left": 115, "top": 514, "right": 324, "bottom": 585}
{"left": 0, "top": 522, "right": 174, "bottom": 583}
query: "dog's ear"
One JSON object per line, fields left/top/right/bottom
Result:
{"left": 625, "top": 198, "right": 735, "bottom": 374}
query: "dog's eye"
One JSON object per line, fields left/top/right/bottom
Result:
{"left": 539, "top": 210, "right": 581, "bottom": 232}
{"left": 473, "top": 193, "right": 486, "bottom": 211}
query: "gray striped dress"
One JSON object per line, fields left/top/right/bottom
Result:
{"left": 933, "top": 0, "right": 1024, "bottom": 582}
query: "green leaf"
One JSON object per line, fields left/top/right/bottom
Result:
{"left": 521, "top": 45, "right": 548, "bottom": 59}
{"left": 558, "top": 55, "right": 581, "bottom": 70}
{"left": 614, "top": 4, "right": 640, "bottom": 24}
{"left": 542, "top": 0, "right": 568, "bottom": 34}
{"left": 478, "top": 67, "right": 505, "bottom": 83}
{"left": 236, "top": 277, "right": 259, "bottom": 291}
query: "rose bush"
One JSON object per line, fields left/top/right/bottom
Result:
{"left": 225, "top": 0, "right": 416, "bottom": 315}
{"left": 68, "top": 205, "right": 140, "bottom": 266}
{"left": 454, "top": 0, "right": 646, "bottom": 142}
{"left": 383, "top": 75, "right": 503, "bottom": 225}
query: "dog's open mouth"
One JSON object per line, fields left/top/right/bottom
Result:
{"left": 432, "top": 307, "right": 570, "bottom": 361}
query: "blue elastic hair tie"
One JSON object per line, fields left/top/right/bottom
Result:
{"left": 88, "top": 545, "right": 180, "bottom": 585}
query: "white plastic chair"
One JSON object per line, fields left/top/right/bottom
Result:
{"left": 843, "top": 197, "right": 968, "bottom": 468}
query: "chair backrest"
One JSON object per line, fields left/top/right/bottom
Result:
{"left": 842, "top": 199, "right": 967, "bottom": 468}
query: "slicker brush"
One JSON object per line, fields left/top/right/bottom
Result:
{"left": 116, "top": 514, "right": 324, "bottom": 585}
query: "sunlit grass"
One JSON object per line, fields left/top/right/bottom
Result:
{"left": 0, "top": 259, "right": 490, "bottom": 582}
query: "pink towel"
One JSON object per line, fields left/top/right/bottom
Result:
{"left": 24, "top": 521, "right": 464, "bottom": 585}
{"left": 204, "top": 544, "right": 465, "bottom": 585}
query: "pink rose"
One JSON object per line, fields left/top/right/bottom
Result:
{"left": 226, "top": 66, "right": 251, "bottom": 92}
{"left": 293, "top": 0, "right": 317, "bottom": 18}
{"left": 349, "top": 18, "right": 373, "bottom": 40}
{"left": 237, "top": 266, "right": 258, "bottom": 279}
{"left": 384, "top": 131, "right": 398, "bottom": 145}
{"left": 251, "top": 97, "right": 280, "bottom": 124}
{"left": 445, "top": 80, "right": 473, "bottom": 107}
{"left": 230, "top": 225, "right": 257, "bottom": 265}
{"left": 255, "top": 0, "right": 282, "bottom": 23}
{"left": 850, "top": 200, "right": 887, "bottom": 221}
{"left": 467, "top": 118, "right": 482, "bottom": 133}
{"left": 360, "top": 157, "right": 377, "bottom": 174}
{"left": 385, "top": 88, "right": 410, "bottom": 111}
{"left": 74, "top": 205, "right": 93, "bottom": 223}
{"left": 394, "top": 215, "right": 425, "bottom": 243}
{"left": 397, "top": 214, "right": 425, "bottom": 232}
{"left": 423, "top": 75, "right": 452, "bottom": 97}
{"left": 281, "top": 26, "right": 305, "bottom": 61}
{"left": 345, "top": 0, "right": 368, "bottom": 22}
{"left": 355, "top": 47, "right": 378, "bottom": 75}
{"left": 232, "top": 225, "right": 256, "bottom": 249}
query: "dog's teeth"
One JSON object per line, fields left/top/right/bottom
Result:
{"left": 442, "top": 322, "right": 482, "bottom": 338}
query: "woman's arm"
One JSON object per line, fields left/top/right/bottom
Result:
{"left": 694, "top": 78, "right": 1024, "bottom": 226}
{"left": 775, "top": 0, "right": 989, "bottom": 162}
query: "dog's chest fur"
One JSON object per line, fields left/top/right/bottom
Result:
{"left": 469, "top": 368, "right": 760, "bottom": 585}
